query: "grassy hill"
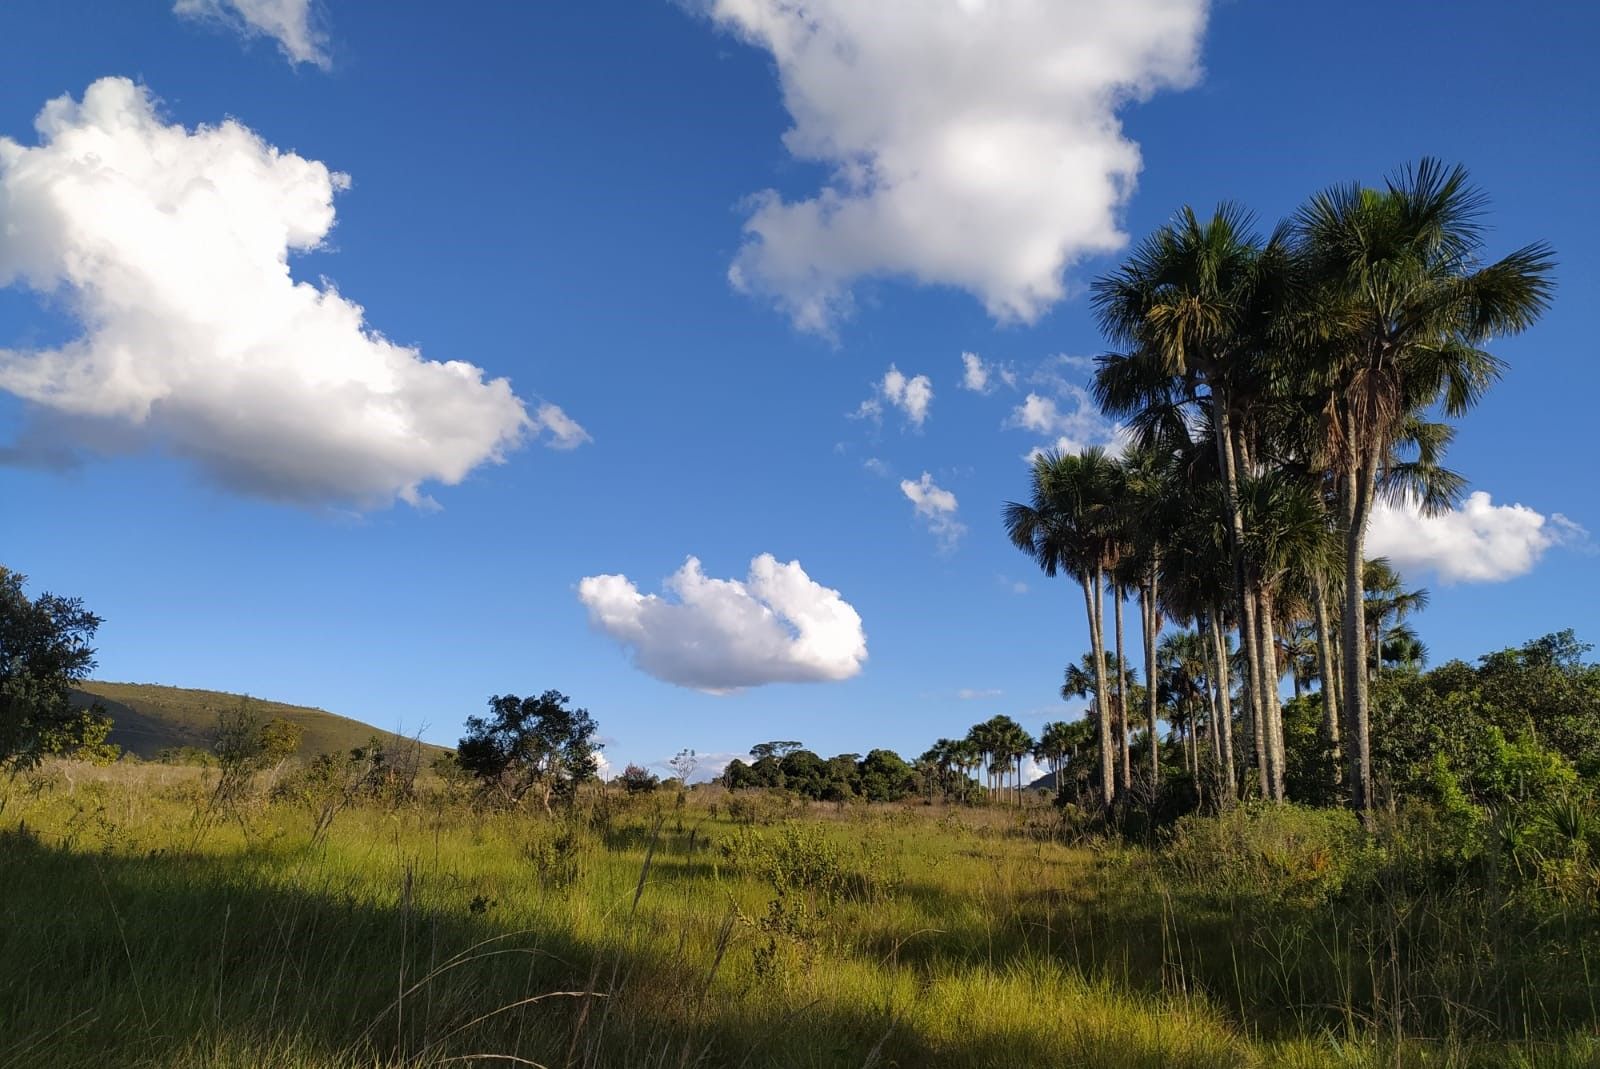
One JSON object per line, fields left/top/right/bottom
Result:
{"left": 72, "top": 681, "right": 449, "bottom": 761}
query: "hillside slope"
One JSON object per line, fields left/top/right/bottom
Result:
{"left": 72, "top": 681, "right": 448, "bottom": 761}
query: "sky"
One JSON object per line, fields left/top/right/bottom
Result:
{"left": 1, "top": 0, "right": 1596, "bottom": 779}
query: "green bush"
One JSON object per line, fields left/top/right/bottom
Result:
{"left": 1160, "top": 803, "right": 1369, "bottom": 908}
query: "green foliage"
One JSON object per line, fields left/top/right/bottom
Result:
{"left": 455, "top": 690, "right": 600, "bottom": 811}
{"left": 619, "top": 762, "right": 659, "bottom": 793}
{"left": 857, "top": 748, "right": 916, "bottom": 802}
{"left": 718, "top": 823, "right": 899, "bottom": 904}
{"left": 1160, "top": 803, "right": 1370, "bottom": 908}
{"left": 524, "top": 821, "right": 589, "bottom": 889}
{"left": 0, "top": 567, "right": 112, "bottom": 771}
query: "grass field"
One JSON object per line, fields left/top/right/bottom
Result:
{"left": 2, "top": 762, "right": 1596, "bottom": 1068}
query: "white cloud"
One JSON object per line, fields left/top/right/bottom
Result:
{"left": 175, "top": 0, "right": 330, "bottom": 68}
{"left": 1367, "top": 491, "right": 1591, "bottom": 584}
{"left": 653, "top": 750, "right": 750, "bottom": 782}
{"left": 0, "top": 78, "right": 567, "bottom": 507}
{"left": 534, "top": 403, "right": 591, "bottom": 450}
{"left": 961, "top": 352, "right": 990, "bottom": 393}
{"left": 701, "top": 0, "right": 1209, "bottom": 332}
{"left": 960, "top": 352, "right": 1018, "bottom": 394}
{"left": 577, "top": 554, "right": 868, "bottom": 693}
{"left": 856, "top": 364, "right": 933, "bottom": 427}
{"left": 863, "top": 456, "right": 891, "bottom": 477}
{"left": 1007, "top": 388, "right": 1125, "bottom": 459}
{"left": 900, "top": 471, "right": 965, "bottom": 549}
{"left": 956, "top": 688, "right": 1003, "bottom": 700}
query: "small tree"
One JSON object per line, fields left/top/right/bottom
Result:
{"left": 620, "top": 763, "right": 659, "bottom": 794}
{"left": 0, "top": 567, "right": 117, "bottom": 773}
{"left": 456, "top": 690, "right": 601, "bottom": 812}
{"left": 668, "top": 748, "right": 698, "bottom": 786}
{"left": 206, "top": 702, "right": 302, "bottom": 821}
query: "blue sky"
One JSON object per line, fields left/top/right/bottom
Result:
{"left": 1, "top": 0, "right": 1596, "bottom": 776}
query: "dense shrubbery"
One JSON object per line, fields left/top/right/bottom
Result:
{"left": 721, "top": 745, "right": 918, "bottom": 802}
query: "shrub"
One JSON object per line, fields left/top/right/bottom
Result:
{"left": 1160, "top": 803, "right": 1369, "bottom": 908}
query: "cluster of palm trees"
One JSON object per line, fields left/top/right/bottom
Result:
{"left": 922, "top": 715, "right": 1034, "bottom": 804}
{"left": 1005, "top": 160, "right": 1553, "bottom": 815}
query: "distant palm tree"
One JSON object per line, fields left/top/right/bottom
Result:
{"left": 1005, "top": 448, "right": 1121, "bottom": 809}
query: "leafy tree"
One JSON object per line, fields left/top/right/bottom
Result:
{"left": 777, "top": 749, "right": 827, "bottom": 798}
{"left": 0, "top": 567, "right": 116, "bottom": 772}
{"left": 823, "top": 753, "right": 862, "bottom": 800}
{"left": 620, "top": 763, "right": 659, "bottom": 793}
{"left": 750, "top": 740, "right": 803, "bottom": 760}
{"left": 857, "top": 749, "right": 916, "bottom": 802}
{"left": 456, "top": 690, "right": 601, "bottom": 812}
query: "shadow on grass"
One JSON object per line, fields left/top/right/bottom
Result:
{"left": 0, "top": 829, "right": 1244, "bottom": 1069}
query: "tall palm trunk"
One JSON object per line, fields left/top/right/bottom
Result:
{"left": 1312, "top": 573, "right": 1342, "bottom": 783}
{"left": 1208, "top": 608, "right": 1237, "bottom": 800}
{"left": 1143, "top": 573, "right": 1160, "bottom": 788}
{"left": 1083, "top": 571, "right": 1114, "bottom": 809}
{"left": 1255, "top": 584, "right": 1287, "bottom": 801}
{"left": 1214, "top": 402, "right": 1268, "bottom": 799}
{"left": 1203, "top": 631, "right": 1223, "bottom": 775}
{"left": 1341, "top": 439, "right": 1378, "bottom": 814}
{"left": 1114, "top": 589, "right": 1131, "bottom": 798}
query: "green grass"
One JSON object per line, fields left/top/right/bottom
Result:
{"left": 2, "top": 765, "right": 1596, "bottom": 1068}
{"left": 73, "top": 681, "right": 448, "bottom": 761}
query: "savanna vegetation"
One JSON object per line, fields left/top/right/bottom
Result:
{"left": 5, "top": 160, "right": 1595, "bottom": 1068}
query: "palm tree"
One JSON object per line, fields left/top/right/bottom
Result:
{"left": 953, "top": 738, "right": 982, "bottom": 801}
{"left": 1117, "top": 444, "right": 1183, "bottom": 793}
{"left": 1005, "top": 448, "right": 1121, "bottom": 808}
{"left": 1157, "top": 630, "right": 1210, "bottom": 780}
{"left": 1236, "top": 469, "right": 1339, "bottom": 800}
{"left": 1093, "top": 207, "right": 1298, "bottom": 805}
{"left": 1362, "top": 558, "right": 1430, "bottom": 679}
{"left": 965, "top": 720, "right": 998, "bottom": 799}
{"left": 999, "top": 720, "right": 1035, "bottom": 803}
{"left": 1293, "top": 159, "right": 1554, "bottom": 813}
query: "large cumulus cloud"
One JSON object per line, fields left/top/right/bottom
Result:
{"left": 700, "top": 0, "right": 1210, "bottom": 331}
{"left": 577, "top": 554, "right": 868, "bottom": 692}
{"left": 0, "top": 78, "right": 581, "bottom": 507}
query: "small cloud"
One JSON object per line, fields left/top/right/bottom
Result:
{"left": 863, "top": 457, "right": 891, "bottom": 478}
{"left": 900, "top": 472, "right": 965, "bottom": 550}
{"left": 956, "top": 688, "right": 1004, "bottom": 700}
{"left": 1008, "top": 389, "right": 1127, "bottom": 460}
{"left": 533, "top": 403, "right": 591, "bottom": 450}
{"left": 855, "top": 364, "right": 933, "bottom": 428}
{"left": 960, "top": 352, "right": 1017, "bottom": 394}
{"left": 995, "top": 574, "right": 1029, "bottom": 595}
{"left": 652, "top": 750, "right": 751, "bottom": 782}
{"left": 174, "top": 0, "right": 331, "bottom": 68}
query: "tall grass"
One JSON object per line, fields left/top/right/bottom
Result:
{"left": 1, "top": 764, "right": 1595, "bottom": 1067}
